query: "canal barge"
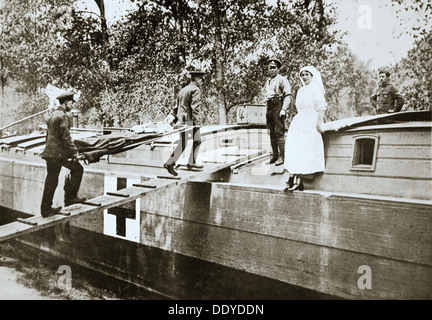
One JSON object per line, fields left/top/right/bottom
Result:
{"left": 0, "top": 106, "right": 430, "bottom": 299}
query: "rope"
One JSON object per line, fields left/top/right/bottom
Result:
{"left": 0, "top": 108, "right": 50, "bottom": 132}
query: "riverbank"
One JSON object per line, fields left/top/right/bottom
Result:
{"left": 0, "top": 240, "right": 165, "bottom": 300}
{"left": 0, "top": 265, "right": 55, "bottom": 300}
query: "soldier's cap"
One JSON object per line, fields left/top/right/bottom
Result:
{"left": 378, "top": 67, "right": 390, "bottom": 76}
{"left": 57, "top": 91, "right": 75, "bottom": 104}
{"left": 267, "top": 57, "right": 282, "bottom": 68}
{"left": 188, "top": 70, "right": 206, "bottom": 77}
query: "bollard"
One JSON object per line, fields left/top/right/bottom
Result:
{"left": 71, "top": 109, "right": 80, "bottom": 128}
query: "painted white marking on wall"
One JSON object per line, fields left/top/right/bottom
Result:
{"left": 103, "top": 175, "right": 140, "bottom": 243}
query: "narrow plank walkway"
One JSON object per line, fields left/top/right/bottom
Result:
{"left": 0, "top": 149, "right": 263, "bottom": 242}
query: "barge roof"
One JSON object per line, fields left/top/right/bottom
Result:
{"left": 322, "top": 110, "right": 431, "bottom": 132}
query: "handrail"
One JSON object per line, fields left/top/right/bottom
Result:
{"left": 0, "top": 108, "right": 51, "bottom": 132}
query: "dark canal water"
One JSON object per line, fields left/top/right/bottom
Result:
{"left": 0, "top": 207, "right": 164, "bottom": 300}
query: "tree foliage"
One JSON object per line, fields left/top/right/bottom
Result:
{"left": 105, "top": 0, "right": 340, "bottom": 125}
{"left": 0, "top": 0, "right": 74, "bottom": 95}
{"left": 320, "top": 44, "right": 376, "bottom": 119}
{"left": 1, "top": 0, "right": 430, "bottom": 133}
{"left": 0, "top": 0, "right": 78, "bottom": 128}
{"left": 390, "top": 0, "right": 431, "bottom": 111}
{"left": 393, "top": 31, "right": 432, "bottom": 111}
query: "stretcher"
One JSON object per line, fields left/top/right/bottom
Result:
{"left": 74, "top": 125, "right": 194, "bottom": 164}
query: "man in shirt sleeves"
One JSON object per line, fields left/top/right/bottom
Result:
{"left": 265, "top": 57, "right": 291, "bottom": 166}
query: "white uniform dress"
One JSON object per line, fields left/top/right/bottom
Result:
{"left": 284, "top": 81, "right": 327, "bottom": 175}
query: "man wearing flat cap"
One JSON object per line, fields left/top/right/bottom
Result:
{"left": 164, "top": 69, "right": 205, "bottom": 176}
{"left": 265, "top": 57, "right": 291, "bottom": 166}
{"left": 40, "top": 91, "right": 86, "bottom": 217}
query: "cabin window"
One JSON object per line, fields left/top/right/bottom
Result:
{"left": 350, "top": 135, "right": 379, "bottom": 171}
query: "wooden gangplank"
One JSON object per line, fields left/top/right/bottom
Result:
{"left": 0, "top": 149, "right": 263, "bottom": 242}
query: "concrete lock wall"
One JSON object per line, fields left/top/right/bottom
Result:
{"left": 1, "top": 156, "right": 431, "bottom": 299}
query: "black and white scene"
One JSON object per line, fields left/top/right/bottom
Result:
{"left": 0, "top": 0, "right": 430, "bottom": 306}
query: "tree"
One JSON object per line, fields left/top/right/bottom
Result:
{"left": 0, "top": 0, "right": 74, "bottom": 96}
{"left": 389, "top": 0, "right": 431, "bottom": 111}
{"left": 393, "top": 31, "right": 432, "bottom": 111}
{"left": 0, "top": 0, "right": 76, "bottom": 125}
{"left": 1, "top": 0, "right": 352, "bottom": 130}
{"left": 320, "top": 44, "right": 375, "bottom": 119}
{"left": 391, "top": 0, "right": 431, "bottom": 40}
{"left": 106, "top": 0, "right": 339, "bottom": 125}
{"left": 93, "top": 0, "right": 109, "bottom": 62}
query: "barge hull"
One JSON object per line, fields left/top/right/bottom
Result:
{"left": 1, "top": 173, "right": 431, "bottom": 299}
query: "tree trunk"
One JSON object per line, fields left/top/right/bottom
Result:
{"left": 0, "top": 57, "right": 4, "bottom": 110}
{"left": 214, "top": 33, "right": 226, "bottom": 125}
{"left": 94, "top": 0, "right": 110, "bottom": 69}
{"left": 211, "top": 0, "right": 227, "bottom": 125}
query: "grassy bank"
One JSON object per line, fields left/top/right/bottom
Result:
{"left": 0, "top": 240, "right": 165, "bottom": 300}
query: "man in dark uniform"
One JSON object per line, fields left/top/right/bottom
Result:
{"left": 164, "top": 70, "right": 205, "bottom": 176}
{"left": 40, "top": 92, "right": 86, "bottom": 217}
{"left": 370, "top": 68, "right": 404, "bottom": 114}
{"left": 265, "top": 57, "right": 291, "bottom": 166}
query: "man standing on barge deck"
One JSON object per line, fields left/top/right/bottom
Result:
{"left": 370, "top": 68, "right": 404, "bottom": 114}
{"left": 265, "top": 57, "right": 291, "bottom": 166}
{"left": 163, "top": 70, "right": 205, "bottom": 176}
{"left": 40, "top": 92, "right": 86, "bottom": 217}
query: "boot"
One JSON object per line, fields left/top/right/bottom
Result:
{"left": 41, "top": 206, "right": 62, "bottom": 218}
{"left": 164, "top": 162, "right": 178, "bottom": 176}
{"left": 287, "top": 175, "right": 304, "bottom": 191}
{"left": 269, "top": 139, "right": 278, "bottom": 164}
{"left": 65, "top": 196, "right": 87, "bottom": 207}
{"left": 64, "top": 172, "right": 84, "bottom": 205}
{"left": 187, "top": 140, "right": 202, "bottom": 168}
{"left": 275, "top": 140, "right": 285, "bottom": 166}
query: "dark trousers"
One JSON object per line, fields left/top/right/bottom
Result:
{"left": 165, "top": 126, "right": 202, "bottom": 165}
{"left": 41, "top": 157, "right": 84, "bottom": 212}
{"left": 266, "top": 100, "right": 286, "bottom": 157}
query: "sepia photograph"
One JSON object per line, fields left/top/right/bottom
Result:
{"left": 0, "top": 0, "right": 430, "bottom": 308}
